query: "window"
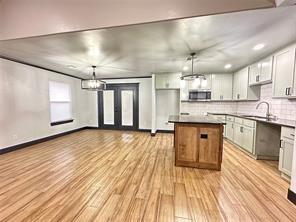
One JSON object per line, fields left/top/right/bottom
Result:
{"left": 49, "top": 81, "right": 73, "bottom": 126}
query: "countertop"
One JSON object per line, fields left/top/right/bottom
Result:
{"left": 168, "top": 115, "right": 225, "bottom": 125}
{"left": 208, "top": 112, "right": 295, "bottom": 128}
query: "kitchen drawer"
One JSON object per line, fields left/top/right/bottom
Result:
{"left": 243, "top": 119, "right": 256, "bottom": 128}
{"left": 235, "top": 117, "right": 243, "bottom": 125}
{"left": 281, "top": 126, "right": 295, "bottom": 141}
{"left": 226, "top": 116, "right": 234, "bottom": 122}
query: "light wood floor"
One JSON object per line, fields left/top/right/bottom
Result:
{"left": 0, "top": 130, "right": 296, "bottom": 222}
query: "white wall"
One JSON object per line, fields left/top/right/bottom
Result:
{"left": 156, "top": 90, "right": 180, "bottom": 130}
{"left": 0, "top": 58, "right": 97, "bottom": 149}
{"left": 103, "top": 78, "right": 152, "bottom": 130}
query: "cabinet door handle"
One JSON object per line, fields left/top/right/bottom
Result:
{"left": 237, "top": 94, "right": 240, "bottom": 99}
{"left": 291, "top": 133, "right": 295, "bottom": 137}
{"left": 280, "top": 139, "right": 283, "bottom": 148}
{"left": 221, "top": 95, "right": 223, "bottom": 100}
{"left": 288, "top": 87, "right": 292, "bottom": 95}
{"left": 285, "top": 88, "right": 288, "bottom": 95}
{"left": 240, "top": 126, "right": 243, "bottom": 133}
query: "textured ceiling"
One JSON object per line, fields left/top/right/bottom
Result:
{"left": 0, "top": 6, "right": 296, "bottom": 79}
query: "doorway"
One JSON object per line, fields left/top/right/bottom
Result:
{"left": 98, "top": 83, "right": 139, "bottom": 130}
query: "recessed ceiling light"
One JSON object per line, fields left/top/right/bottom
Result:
{"left": 183, "top": 66, "right": 189, "bottom": 71}
{"left": 253, "top": 43, "right": 265, "bottom": 51}
{"left": 224, "top": 64, "right": 232, "bottom": 69}
{"left": 67, "top": 65, "right": 77, "bottom": 69}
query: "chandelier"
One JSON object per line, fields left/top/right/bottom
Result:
{"left": 81, "top": 66, "right": 106, "bottom": 91}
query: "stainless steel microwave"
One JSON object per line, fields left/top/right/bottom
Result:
{"left": 189, "top": 91, "right": 211, "bottom": 101}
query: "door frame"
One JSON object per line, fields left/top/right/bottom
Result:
{"left": 98, "top": 83, "right": 139, "bottom": 130}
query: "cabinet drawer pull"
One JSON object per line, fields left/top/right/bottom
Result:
{"left": 291, "top": 133, "right": 295, "bottom": 137}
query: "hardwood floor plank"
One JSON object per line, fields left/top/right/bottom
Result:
{"left": 0, "top": 130, "right": 295, "bottom": 221}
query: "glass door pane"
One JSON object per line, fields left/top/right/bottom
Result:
{"left": 103, "top": 90, "right": 115, "bottom": 125}
{"left": 121, "top": 90, "right": 133, "bottom": 126}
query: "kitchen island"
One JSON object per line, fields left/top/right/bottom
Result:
{"left": 168, "top": 115, "right": 225, "bottom": 170}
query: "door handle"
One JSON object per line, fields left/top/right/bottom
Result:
{"left": 280, "top": 139, "right": 283, "bottom": 148}
{"left": 285, "top": 88, "right": 289, "bottom": 95}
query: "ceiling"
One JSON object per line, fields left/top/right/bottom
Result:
{"left": 0, "top": 6, "right": 296, "bottom": 79}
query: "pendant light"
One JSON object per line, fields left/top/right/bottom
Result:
{"left": 180, "top": 53, "right": 206, "bottom": 81}
{"left": 81, "top": 66, "right": 106, "bottom": 91}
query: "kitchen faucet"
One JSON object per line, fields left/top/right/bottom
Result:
{"left": 255, "top": 101, "right": 274, "bottom": 120}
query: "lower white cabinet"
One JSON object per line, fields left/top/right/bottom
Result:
{"left": 279, "top": 127, "right": 295, "bottom": 177}
{"left": 232, "top": 121, "right": 255, "bottom": 154}
{"left": 242, "top": 126, "right": 255, "bottom": 153}
{"left": 225, "top": 121, "right": 234, "bottom": 141}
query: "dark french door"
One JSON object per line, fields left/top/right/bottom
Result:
{"left": 98, "top": 83, "right": 139, "bottom": 130}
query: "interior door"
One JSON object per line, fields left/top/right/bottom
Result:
{"left": 98, "top": 83, "right": 139, "bottom": 130}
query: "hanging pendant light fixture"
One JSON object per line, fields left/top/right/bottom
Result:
{"left": 180, "top": 53, "right": 206, "bottom": 81}
{"left": 81, "top": 66, "right": 106, "bottom": 91}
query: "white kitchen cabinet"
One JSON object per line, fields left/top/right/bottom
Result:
{"left": 273, "top": 46, "right": 296, "bottom": 98}
{"left": 155, "top": 73, "right": 181, "bottom": 89}
{"left": 233, "top": 67, "right": 260, "bottom": 101}
{"left": 279, "top": 127, "right": 295, "bottom": 177}
{"left": 241, "top": 126, "right": 254, "bottom": 153}
{"left": 233, "top": 122, "right": 255, "bottom": 154}
{"left": 279, "top": 140, "right": 294, "bottom": 177}
{"left": 260, "top": 57, "right": 273, "bottom": 83}
{"left": 180, "top": 80, "right": 189, "bottom": 100}
{"left": 249, "top": 63, "right": 261, "bottom": 85}
{"left": 225, "top": 121, "right": 234, "bottom": 141}
{"left": 188, "top": 74, "right": 212, "bottom": 91}
{"left": 211, "top": 74, "right": 233, "bottom": 100}
{"left": 249, "top": 56, "right": 273, "bottom": 86}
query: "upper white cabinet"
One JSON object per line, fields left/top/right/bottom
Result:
{"left": 249, "top": 56, "right": 273, "bottom": 86}
{"left": 211, "top": 73, "right": 233, "bottom": 100}
{"left": 272, "top": 45, "right": 296, "bottom": 98}
{"left": 188, "top": 74, "right": 212, "bottom": 91}
{"left": 155, "top": 73, "right": 181, "bottom": 89}
{"left": 233, "top": 67, "right": 260, "bottom": 101}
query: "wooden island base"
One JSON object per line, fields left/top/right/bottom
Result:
{"left": 169, "top": 115, "right": 224, "bottom": 170}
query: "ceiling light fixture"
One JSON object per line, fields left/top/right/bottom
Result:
{"left": 81, "top": 66, "right": 106, "bottom": 91}
{"left": 180, "top": 53, "right": 205, "bottom": 81}
{"left": 224, "top": 64, "right": 232, "bottom": 69}
{"left": 253, "top": 43, "right": 265, "bottom": 51}
{"left": 183, "top": 66, "right": 189, "bottom": 71}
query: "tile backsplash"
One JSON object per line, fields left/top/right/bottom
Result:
{"left": 237, "top": 84, "right": 296, "bottom": 120}
{"left": 180, "top": 101, "right": 237, "bottom": 115}
{"left": 181, "top": 83, "right": 296, "bottom": 120}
